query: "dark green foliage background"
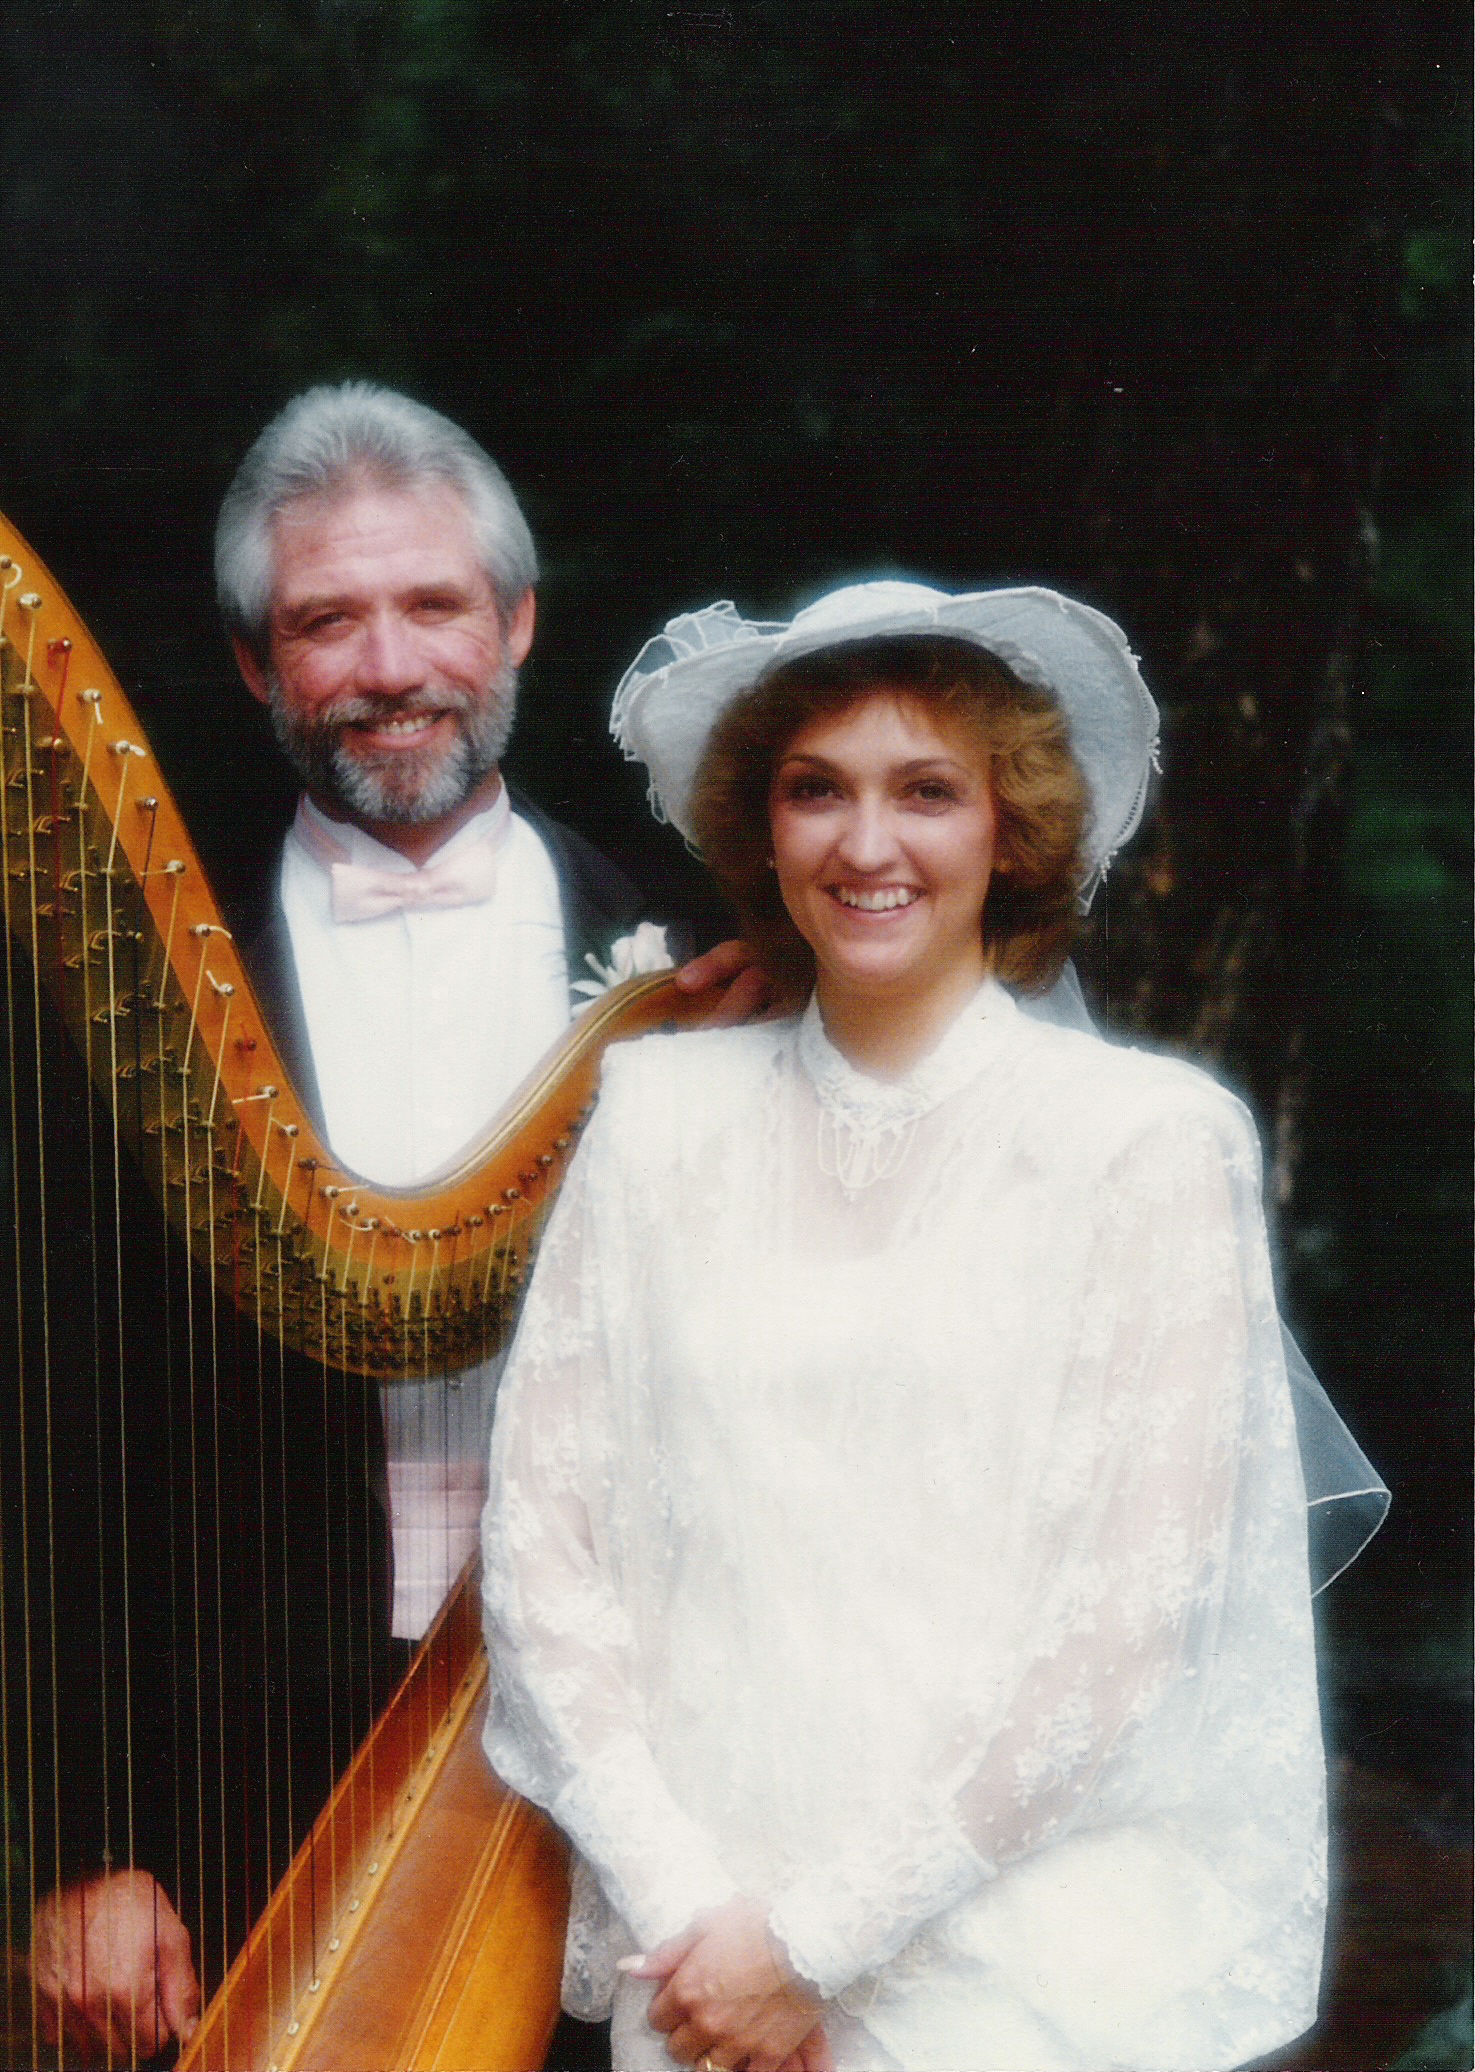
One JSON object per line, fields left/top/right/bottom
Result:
{"left": 0, "top": 0, "right": 1467, "bottom": 2006}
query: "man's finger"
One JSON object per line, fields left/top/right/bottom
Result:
{"left": 674, "top": 938, "right": 754, "bottom": 993}
{"left": 692, "top": 962, "right": 773, "bottom": 1029}
{"left": 98, "top": 1983, "right": 158, "bottom": 2065}
{"left": 158, "top": 1931, "right": 202, "bottom": 2043}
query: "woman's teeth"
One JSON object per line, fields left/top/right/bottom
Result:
{"left": 834, "top": 887, "right": 920, "bottom": 911}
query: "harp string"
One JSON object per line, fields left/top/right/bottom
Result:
{"left": 195, "top": 927, "right": 230, "bottom": 2012}
{"left": 16, "top": 601, "right": 65, "bottom": 2069}
{"left": 127, "top": 797, "right": 166, "bottom": 2072}
{"left": 315, "top": 1201, "right": 352, "bottom": 1936}
{"left": 343, "top": 1184, "right": 381, "bottom": 1888}
{"left": 317, "top": 1314, "right": 340, "bottom": 1964}
{"left": 150, "top": 868, "right": 188, "bottom": 2017}
{"left": 256, "top": 1225, "right": 283, "bottom": 2042}
{"left": 176, "top": 913, "right": 210, "bottom": 2006}
{"left": 71, "top": 686, "right": 124, "bottom": 2072}
{"left": 271, "top": 1232, "right": 299, "bottom": 2029}
{"left": 73, "top": 691, "right": 120, "bottom": 2071}
{"left": 103, "top": 728, "right": 145, "bottom": 2068}
{"left": 219, "top": 1089, "right": 263, "bottom": 2009}
{"left": 0, "top": 559, "right": 40, "bottom": 2064}
{"left": 132, "top": 792, "right": 198, "bottom": 2072}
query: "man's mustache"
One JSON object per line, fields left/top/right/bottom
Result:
{"left": 307, "top": 686, "right": 476, "bottom": 735}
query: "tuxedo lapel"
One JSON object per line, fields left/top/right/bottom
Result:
{"left": 504, "top": 785, "right": 657, "bottom": 995}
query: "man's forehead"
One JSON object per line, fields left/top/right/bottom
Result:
{"left": 268, "top": 474, "right": 483, "bottom": 595}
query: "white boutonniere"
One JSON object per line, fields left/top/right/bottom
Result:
{"left": 571, "top": 922, "right": 674, "bottom": 1005}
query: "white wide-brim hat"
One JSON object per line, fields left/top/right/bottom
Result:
{"left": 611, "top": 580, "right": 1160, "bottom": 904}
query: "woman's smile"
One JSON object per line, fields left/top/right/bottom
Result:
{"left": 830, "top": 883, "right": 923, "bottom": 911}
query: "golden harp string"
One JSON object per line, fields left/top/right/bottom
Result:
{"left": 0, "top": 511, "right": 703, "bottom": 2069}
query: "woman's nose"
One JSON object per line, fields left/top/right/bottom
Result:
{"left": 834, "top": 798, "right": 899, "bottom": 871}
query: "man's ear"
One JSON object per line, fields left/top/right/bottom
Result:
{"left": 232, "top": 635, "right": 272, "bottom": 707}
{"left": 505, "top": 588, "right": 536, "bottom": 669}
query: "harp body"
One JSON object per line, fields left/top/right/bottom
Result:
{"left": 0, "top": 513, "right": 701, "bottom": 2066}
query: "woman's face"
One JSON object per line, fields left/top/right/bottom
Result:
{"left": 768, "top": 691, "right": 997, "bottom": 1012}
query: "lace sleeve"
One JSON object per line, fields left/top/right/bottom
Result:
{"left": 480, "top": 1095, "right": 740, "bottom": 1951}
{"left": 769, "top": 1095, "right": 1304, "bottom": 1999}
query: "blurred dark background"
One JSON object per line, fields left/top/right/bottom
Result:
{"left": 0, "top": 3, "right": 1468, "bottom": 2063}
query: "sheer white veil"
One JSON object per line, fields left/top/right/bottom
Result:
{"left": 1019, "top": 966, "right": 1389, "bottom": 1592}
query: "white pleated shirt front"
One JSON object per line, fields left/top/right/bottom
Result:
{"left": 481, "top": 982, "right": 1326, "bottom": 2072}
{"left": 280, "top": 788, "right": 571, "bottom": 1188}
{"left": 281, "top": 789, "right": 571, "bottom": 1637}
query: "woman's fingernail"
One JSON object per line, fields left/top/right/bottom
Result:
{"left": 616, "top": 1954, "right": 647, "bottom": 1972}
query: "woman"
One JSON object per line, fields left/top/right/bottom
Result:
{"left": 481, "top": 581, "right": 1384, "bottom": 2072}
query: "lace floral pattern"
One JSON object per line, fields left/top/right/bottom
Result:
{"left": 797, "top": 985, "right": 1016, "bottom": 1192}
{"left": 481, "top": 985, "right": 1324, "bottom": 2071}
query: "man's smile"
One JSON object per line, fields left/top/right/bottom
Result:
{"left": 345, "top": 709, "right": 454, "bottom": 750}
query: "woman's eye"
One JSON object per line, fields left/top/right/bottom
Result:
{"left": 911, "top": 780, "right": 958, "bottom": 804}
{"left": 779, "top": 775, "right": 838, "bottom": 803}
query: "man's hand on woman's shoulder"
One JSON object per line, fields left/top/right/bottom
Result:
{"left": 675, "top": 940, "right": 774, "bottom": 1028}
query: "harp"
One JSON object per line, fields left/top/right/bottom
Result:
{"left": 0, "top": 512, "right": 702, "bottom": 2069}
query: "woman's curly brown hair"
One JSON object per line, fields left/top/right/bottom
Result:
{"left": 690, "top": 634, "right": 1088, "bottom": 1009}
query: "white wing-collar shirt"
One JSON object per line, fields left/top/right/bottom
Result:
{"left": 281, "top": 785, "right": 572, "bottom": 1639}
{"left": 280, "top": 786, "right": 570, "bottom": 1187}
{"left": 482, "top": 981, "right": 1325, "bottom": 2072}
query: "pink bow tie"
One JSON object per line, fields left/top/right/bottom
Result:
{"left": 329, "top": 843, "right": 500, "bottom": 924}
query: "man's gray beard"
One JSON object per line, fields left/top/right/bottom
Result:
{"left": 267, "top": 662, "right": 518, "bottom": 827}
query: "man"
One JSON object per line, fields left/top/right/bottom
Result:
{"left": 219, "top": 383, "right": 748, "bottom": 1648}
{"left": 34, "top": 382, "right": 756, "bottom": 2058}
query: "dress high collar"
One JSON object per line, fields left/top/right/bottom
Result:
{"left": 797, "top": 978, "right": 1019, "bottom": 1126}
{"left": 795, "top": 981, "right": 1020, "bottom": 1191}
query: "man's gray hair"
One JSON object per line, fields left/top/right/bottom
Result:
{"left": 215, "top": 382, "right": 538, "bottom": 654}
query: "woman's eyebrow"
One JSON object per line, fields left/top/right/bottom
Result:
{"left": 775, "top": 752, "right": 970, "bottom": 772}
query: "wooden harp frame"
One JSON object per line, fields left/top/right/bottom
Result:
{"left": 0, "top": 511, "right": 706, "bottom": 2068}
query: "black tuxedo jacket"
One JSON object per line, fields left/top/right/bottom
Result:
{"left": 210, "top": 779, "right": 663, "bottom": 1722}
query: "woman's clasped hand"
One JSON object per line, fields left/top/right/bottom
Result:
{"left": 622, "top": 1898, "right": 834, "bottom": 2072}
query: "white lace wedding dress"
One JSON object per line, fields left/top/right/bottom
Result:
{"left": 481, "top": 981, "right": 1325, "bottom": 2071}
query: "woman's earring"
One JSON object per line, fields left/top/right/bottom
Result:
{"left": 765, "top": 855, "right": 776, "bottom": 869}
